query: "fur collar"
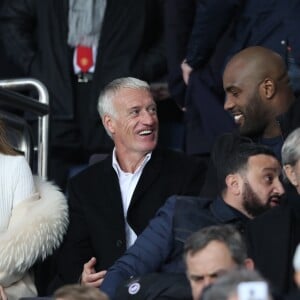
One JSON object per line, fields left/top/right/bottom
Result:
{"left": 0, "top": 177, "right": 68, "bottom": 285}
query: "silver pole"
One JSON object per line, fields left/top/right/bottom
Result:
{"left": 0, "top": 78, "right": 49, "bottom": 179}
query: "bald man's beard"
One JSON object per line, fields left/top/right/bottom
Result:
{"left": 242, "top": 181, "right": 271, "bottom": 217}
{"left": 239, "top": 91, "right": 269, "bottom": 138}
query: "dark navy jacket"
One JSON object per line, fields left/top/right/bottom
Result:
{"left": 100, "top": 195, "right": 249, "bottom": 298}
{"left": 186, "top": 0, "right": 300, "bottom": 69}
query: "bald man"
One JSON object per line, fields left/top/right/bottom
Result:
{"left": 200, "top": 46, "right": 295, "bottom": 198}
{"left": 223, "top": 46, "right": 295, "bottom": 158}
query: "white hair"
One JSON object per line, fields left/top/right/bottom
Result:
{"left": 97, "top": 77, "right": 150, "bottom": 137}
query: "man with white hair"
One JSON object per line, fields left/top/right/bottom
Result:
{"left": 48, "top": 77, "right": 205, "bottom": 293}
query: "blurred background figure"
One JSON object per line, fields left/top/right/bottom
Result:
{"left": 164, "top": 0, "right": 236, "bottom": 158}
{"left": 0, "top": 0, "right": 166, "bottom": 191}
{"left": 166, "top": 0, "right": 300, "bottom": 158}
{"left": 200, "top": 268, "right": 272, "bottom": 300}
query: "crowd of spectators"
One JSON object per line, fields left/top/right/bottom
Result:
{"left": 1, "top": 1, "right": 300, "bottom": 300}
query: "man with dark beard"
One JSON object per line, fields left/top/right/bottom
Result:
{"left": 200, "top": 46, "right": 294, "bottom": 199}
{"left": 80, "top": 134, "right": 284, "bottom": 299}
{"left": 223, "top": 46, "right": 295, "bottom": 160}
{"left": 246, "top": 128, "right": 300, "bottom": 297}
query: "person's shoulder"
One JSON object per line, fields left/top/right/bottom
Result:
{"left": 159, "top": 195, "right": 211, "bottom": 216}
{"left": 69, "top": 155, "right": 112, "bottom": 184}
{"left": 0, "top": 152, "right": 28, "bottom": 166}
{"left": 174, "top": 194, "right": 213, "bottom": 209}
{"left": 153, "top": 148, "right": 208, "bottom": 166}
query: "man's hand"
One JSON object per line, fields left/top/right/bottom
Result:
{"left": 81, "top": 257, "right": 107, "bottom": 287}
{"left": 181, "top": 59, "right": 193, "bottom": 85}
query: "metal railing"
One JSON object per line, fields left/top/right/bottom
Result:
{"left": 0, "top": 78, "right": 49, "bottom": 179}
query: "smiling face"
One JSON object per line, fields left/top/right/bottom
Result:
{"left": 223, "top": 61, "right": 272, "bottom": 138}
{"left": 104, "top": 87, "right": 158, "bottom": 159}
{"left": 240, "top": 154, "right": 284, "bottom": 217}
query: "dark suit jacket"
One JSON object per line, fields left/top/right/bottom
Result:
{"left": 246, "top": 201, "right": 300, "bottom": 295}
{"left": 182, "top": 0, "right": 300, "bottom": 155}
{"left": 0, "top": 0, "right": 166, "bottom": 152}
{"left": 49, "top": 148, "right": 206, "bottom": 292}
{"left": 164, "top": 0, "right": 196, "bottom": 109}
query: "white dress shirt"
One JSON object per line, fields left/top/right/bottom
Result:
{"left": 112, "top": 149, "right": 151, "bottom": 248}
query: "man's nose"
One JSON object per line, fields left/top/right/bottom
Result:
{"left": 141, "top": 110, "right": 156, "bottom": 124}
{"left": 274, "top": 179, "right": 285, "bottom": 195}
{"left": 224, "top": 96, "right": 234, "bottom": 111}
{"left": 203, "top": 276, "right": 214, "bottom": 288}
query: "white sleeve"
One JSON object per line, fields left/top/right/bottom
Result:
{"left": 12, "top": 156, "right": 36, "bottom": 208}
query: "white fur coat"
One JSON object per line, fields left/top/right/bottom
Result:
{"left": 0, "top": 176, "right": 68, "bottom": 298}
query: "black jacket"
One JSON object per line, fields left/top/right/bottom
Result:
{"left": 0, "top": 0, "right": 166, "bottom": 152}
{"left": 246, "top": 200, "right": 300, "bottom": 295}
{"left": 47, "top": 148, "right": 206, "bottom": 294}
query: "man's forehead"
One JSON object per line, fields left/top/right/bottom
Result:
{"left": 113, "top": 88, "right": 154, "bottom": 105}
{"left": 188, "top": 241, "right": 234, "bottom": 264}
{"left": 247, "top": 154, "right": 280, "bottom": 170}
{"left": 223, "top": 58, "right": 258, "bottom": 89}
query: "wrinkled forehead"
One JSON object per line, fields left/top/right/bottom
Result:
{"left": 113, "top": 87, "right": 154, "bottom": 105}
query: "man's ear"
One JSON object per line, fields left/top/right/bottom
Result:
{"left": 260, "top": 77, "right": 275, "bottom": 99}
{"left": 225, "top": 174, "right": 241, "bottom": 195}
{"left": 284, "top": 164, "right": 298, "bottom": 187}
{"left": 103, "top": 114, "right": 115, "bottom": 136}
{"left": 244, "top": 258, "right": 255, "bottom": 270}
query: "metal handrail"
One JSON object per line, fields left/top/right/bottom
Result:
{"left": 0, "top": 78, "right": 49, "bottom": 179}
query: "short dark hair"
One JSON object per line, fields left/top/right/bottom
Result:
{"left": 212, "top": 133, "right": 278, "bottom": 192}
{"left": 183, "top": 225, "right": 247, "bottom": 266}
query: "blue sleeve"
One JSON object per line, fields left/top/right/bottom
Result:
{"left": 186, "top": 0, "right": 239, "bottom": 69}
{"left": 100, "top": 196, "right": 177, "bottom": 298}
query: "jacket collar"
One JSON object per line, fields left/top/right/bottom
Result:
{"left": 210, "top": 196, "right": 249, "bottom": 224}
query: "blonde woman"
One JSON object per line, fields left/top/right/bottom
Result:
{"left": 0, "top": 120, "right": 68, "bottom": 299}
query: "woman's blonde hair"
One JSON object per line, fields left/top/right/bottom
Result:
{"left": 0, "top": 119, "right": 18, "bottom": 155}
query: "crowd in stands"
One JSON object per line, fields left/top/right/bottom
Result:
{"left": 1, "top": 1, "right": 300, "bottom": 300}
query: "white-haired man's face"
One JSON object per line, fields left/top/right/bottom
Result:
{"left": 104, "top": 87, "right": 158, "bottom": 158}
{"left": 284, "top": 160, "right": 300, "bottom": 195}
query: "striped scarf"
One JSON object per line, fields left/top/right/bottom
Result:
{"left": 68, "top": 0, "right": 107, "bottom": 47}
